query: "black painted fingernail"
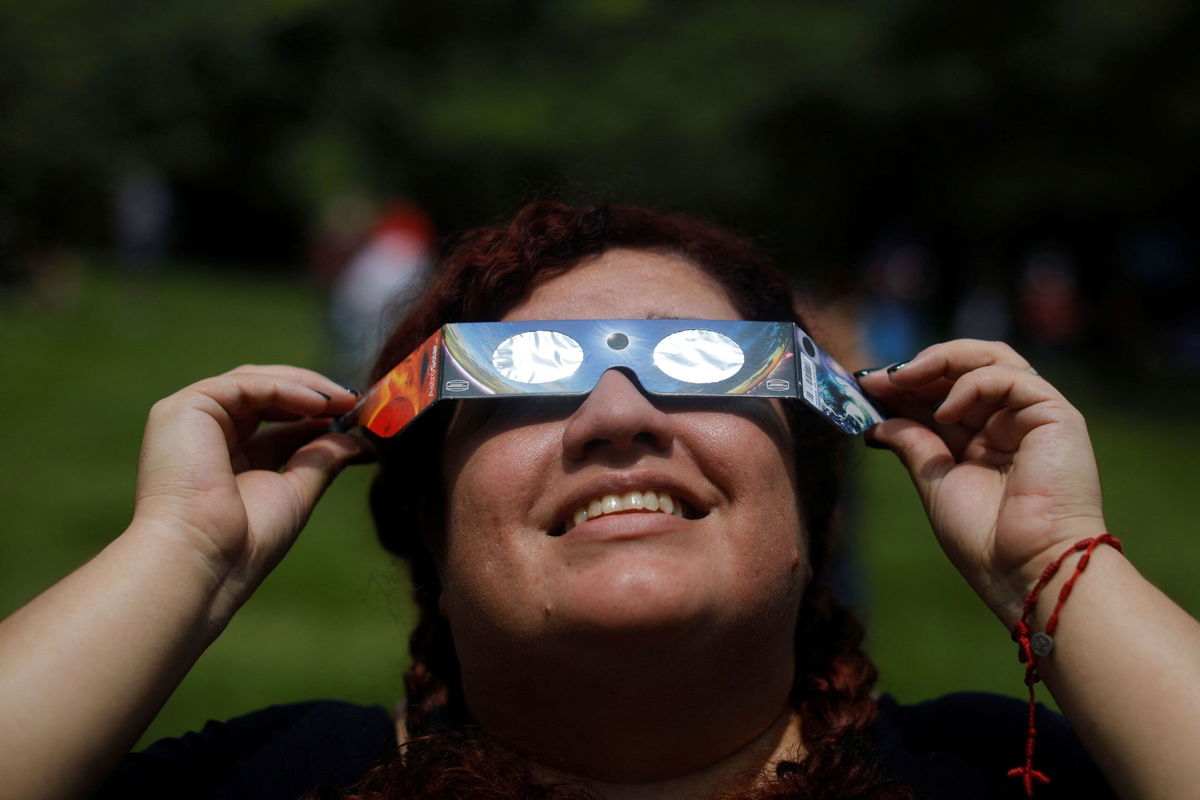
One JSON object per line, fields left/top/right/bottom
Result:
{"left": 931, "top": 399, "right": 945, "bottom": 414}
{"left": 339, "top": 384, "right": 360, "bottom": 396}
{"left": 887, "top": 361, "right": 909, "bottom": 374}
{"left": 853, "top": 366, "right": 886, "bottom": 378}
{"left": 313, "top": 390, "right": 332, "bottom": 401}
{"left": 864, "top": 437, "right": 890, "bottom": 450}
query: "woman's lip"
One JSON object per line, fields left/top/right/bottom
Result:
{"left": 556, "top": 507, "right": 693, "bottom": 543}
{"left": 550, "top": 472, "right": 708, "bottom": 535}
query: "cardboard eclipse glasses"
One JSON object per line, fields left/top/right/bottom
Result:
{"left": 336, "top": 319, "right": 885, "bottom": 438}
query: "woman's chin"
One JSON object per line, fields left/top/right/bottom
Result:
{"left": 541, "top": 558, "right": 726, "bottom": 638}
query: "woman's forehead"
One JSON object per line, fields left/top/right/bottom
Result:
{"left": 501, "top": 248, "right": 742, "bottom": 323}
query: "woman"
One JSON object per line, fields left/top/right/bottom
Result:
{"left": 2, "top": 202, "right": 1197, "bottom": 799}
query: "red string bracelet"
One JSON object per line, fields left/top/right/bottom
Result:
{"left": 1006, "top": 533, "right": 1123, "bottom": 797}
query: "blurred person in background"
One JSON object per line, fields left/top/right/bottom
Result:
{"left": 951, "top": 275, "right": 1012, "bottom": 344}
{"left": 113, "top": 161, "right": 174, "bottom": 270}
{"left": 858, "top": 238, "right": 938, "bottom": 369}
{"left": 325, "top": 201, "right": 436, "bottom": 386}
{"left": 1016, "top": 248, "right": 1084, "bottom": 355}
{"left": 1115, "top": 227, "right": 1200, "bottom": 374}
{"left": 4, "top": 202, "right": 1200, "bottom": 800}
{"left": 0, "top": 208, "right": 82, "bottom": 314}
{"left": 307, "top": 193, "right": 376, "bottom": 291}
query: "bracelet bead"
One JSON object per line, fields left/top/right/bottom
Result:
{"left": 1030, "top": 632, "right": 1054, "bottom": 657}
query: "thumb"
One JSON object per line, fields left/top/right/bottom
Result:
{"left": 281, "top": 432, "right": 375, "bottom": 510}
{"left": 867, "top": 417, "right": 956, "bottom": 496}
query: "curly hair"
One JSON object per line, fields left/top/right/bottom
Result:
{"left": 319, "top": 202, "right": 914, "bottom": 799}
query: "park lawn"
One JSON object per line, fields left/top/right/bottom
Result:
{"left": 0, "top": 261, "right": 412, "bottom": 747}
{"left": 1, "top": 259, "right": 1196, "bottom": 746}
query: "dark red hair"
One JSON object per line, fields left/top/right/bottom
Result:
{"left": 325, "top": 202, "right": 913, "bottom": 799}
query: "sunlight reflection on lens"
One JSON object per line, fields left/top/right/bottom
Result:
{"left": 492, "top": 330, "right": 584, "bottom": 384}
{"left": 653, "top": 329, "right": 744, "bottom": 383}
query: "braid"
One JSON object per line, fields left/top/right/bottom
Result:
{"left": 767, "top": 582, "right": 917, "bottom": 799}
{"left": 791, "top": 583, "right": 880, "bottom": 744}
{"left": 399, "top": 554, "right": 463, "bottom": 736}
{"left": 402, "top": 614, "right": 461, "bottom": 736}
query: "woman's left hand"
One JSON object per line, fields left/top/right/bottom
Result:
{"left": 856, "top": 340, "right": 1107, "bottom": 626}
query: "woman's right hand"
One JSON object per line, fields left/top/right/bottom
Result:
{"left": 0, "top": 366, "right": 372, "bottom": 800}
{"left": 132, "top": 365, "right": 371, "bottom": 611}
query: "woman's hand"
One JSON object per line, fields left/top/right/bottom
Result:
{"left": 133, "top": 365, "right": 371, "bottom": 611}
{"left": 0, "top": 366, "right": 372, "bottom": 800}
{"left": 856, "top": 340, "right": 1106, "bottom": 625}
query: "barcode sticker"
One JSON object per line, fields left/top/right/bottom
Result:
{"left": 800, "top": 352, "right": 818, "bottom": 406}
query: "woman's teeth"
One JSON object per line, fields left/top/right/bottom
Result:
{"left": 564, "top": 491, "right": 683, "bottom": 532}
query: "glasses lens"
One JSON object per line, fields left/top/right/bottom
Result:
{"left": 492, "top": 330, "right": 585, "bottom": 384}
{"left": 652, "top": 329, "right": 745, "bottom": 384}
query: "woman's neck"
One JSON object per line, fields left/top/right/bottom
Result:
{"left": 454, "top": 624, "right": 801, "bottom": 797}
{"left": 534, "top": 704, "right": 805, "bottom": 800}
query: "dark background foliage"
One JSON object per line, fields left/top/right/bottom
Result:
{"left": 5, "top": 0, "right": 1197, "bottom": 276}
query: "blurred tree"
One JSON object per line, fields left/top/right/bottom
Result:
{"left": 2, "top": 0, "right": 1197, "bottom": 304}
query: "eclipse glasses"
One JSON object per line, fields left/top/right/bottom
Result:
{"left": 337, "top": 319, "right": 885, "bottom": 438}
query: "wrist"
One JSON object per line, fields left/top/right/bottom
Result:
{"left": 986, "top": 519, "right": 1112, "bottom": 630}
{"left": 120, "top": 516, "right": 251, "bottom": 636}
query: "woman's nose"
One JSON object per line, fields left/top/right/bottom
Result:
{"left": 561, "top": 369, "right": 675, "bottom": 462}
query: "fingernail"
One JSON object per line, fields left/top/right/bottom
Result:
{"left": 853, "top": 366, "right": 886, "bottom": 378}
{"left": 887, "top": 361, "right": 909, "bottom": 374}
{"left": 313, "top": 390, "right": 332, "bottom": 401}
{"left": 864, "top": 437, "right": 890, "bottom": 450}
{"left": 931, "top": 399, "right": 945, "bottom": 414}
{"left": 339, "top": 384, "right": 360, "bottom": 396}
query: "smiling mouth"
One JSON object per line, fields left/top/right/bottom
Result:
{"left": 552, "top": 491, "right": 700, "bottom": 536}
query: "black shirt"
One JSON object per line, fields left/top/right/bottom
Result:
{"left": 872, "top": 693, "right": 1114, "bottom": 798}
{"left": 95, "top": 693, "right": 1113, "bottom": 799}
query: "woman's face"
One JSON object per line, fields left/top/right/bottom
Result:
{"left": 438, "top": 249, "right": 808, "bottom": 655}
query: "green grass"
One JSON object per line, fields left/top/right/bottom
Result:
{"left": 0, "top": 262, "right": 413, "bottom": 747}
{"left": 1, "top": 259, "right": 1197, "bottom": 746}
